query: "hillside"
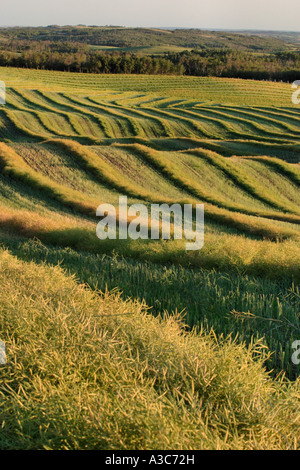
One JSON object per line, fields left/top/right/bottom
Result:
{"left": 0, "top": 26, "right": 290, "bottom": 52}
{"left": 0, "top": 67, "right": 299, "bottom": 449}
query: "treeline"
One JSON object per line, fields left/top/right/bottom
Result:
{"left": 168, "top": 50, "right": 300, "bottom": 82}
{"left": 0, "top": 41, "right": 299, "bottom": 81}
{"left": 0, "top": 46, "right": 183, "bottom": 75}
{"left": 1, "top": 40, "right": 89, "bottom": 54}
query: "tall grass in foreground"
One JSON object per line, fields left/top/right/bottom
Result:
{"left": 3, "top": 236, "right": 299, "bottom": 379}
{"left": 0, "top": 248, "right": 299, "bottom": 450}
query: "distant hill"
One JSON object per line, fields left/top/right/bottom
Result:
{"left": 0, "top": 26, "right": 292, "bottom": 52}
{"left": 226, "top": 29, "right": 300, "bottom": 48}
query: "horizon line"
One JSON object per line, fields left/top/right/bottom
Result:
{"left": 0, "top": 25, "right": 299, "bottom": 33}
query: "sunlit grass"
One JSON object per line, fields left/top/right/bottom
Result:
{"left": 0, "top": 249, "right": 299, "bottom": 450}
{"left": 0, "top": 68, "right": 299, "bottom": 449}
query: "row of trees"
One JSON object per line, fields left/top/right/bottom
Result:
{"left": 0, "top": 49, "right": 183, "bottom": 75}
{"left": 167, "top": 49, "right": 300, "bottom": 81}
{"left": 0, "top": 42, "right": 299, "bottom": 81}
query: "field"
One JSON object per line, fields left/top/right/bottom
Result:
{"left": 0, "top": 66, "right": 299, "bottom": 449}
{"left": 88, "top": 44, "right": 194, "bottom": 55}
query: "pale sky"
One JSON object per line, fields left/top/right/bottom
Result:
{"left": 0, "top": 0, "right": 299, "bottom": 31}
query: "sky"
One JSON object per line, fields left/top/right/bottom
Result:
{"left": 0, "top": 0, "right": 299, "bottom": 31}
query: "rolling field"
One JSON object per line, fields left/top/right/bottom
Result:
{"left": 0, "top": 67, "right": 299, "bottom": 449}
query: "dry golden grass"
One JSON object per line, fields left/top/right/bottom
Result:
{"left": 0, "top": 249, "right": 299, "bottom": 450}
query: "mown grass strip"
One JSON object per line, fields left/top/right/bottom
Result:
{"left": 0, "top": 142, "right": 100, "bottom": 217}
{"left": 247, "top": 156, "right": 300, "bottom": 187}
{"left": 0, "top": 205, "right": 299, "bottom": 282}
{"left": 187, "top": 148, "right": 300, "bottom": 215}
{"left": 116, "top": 143, "right": 300, "bottom": 231}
